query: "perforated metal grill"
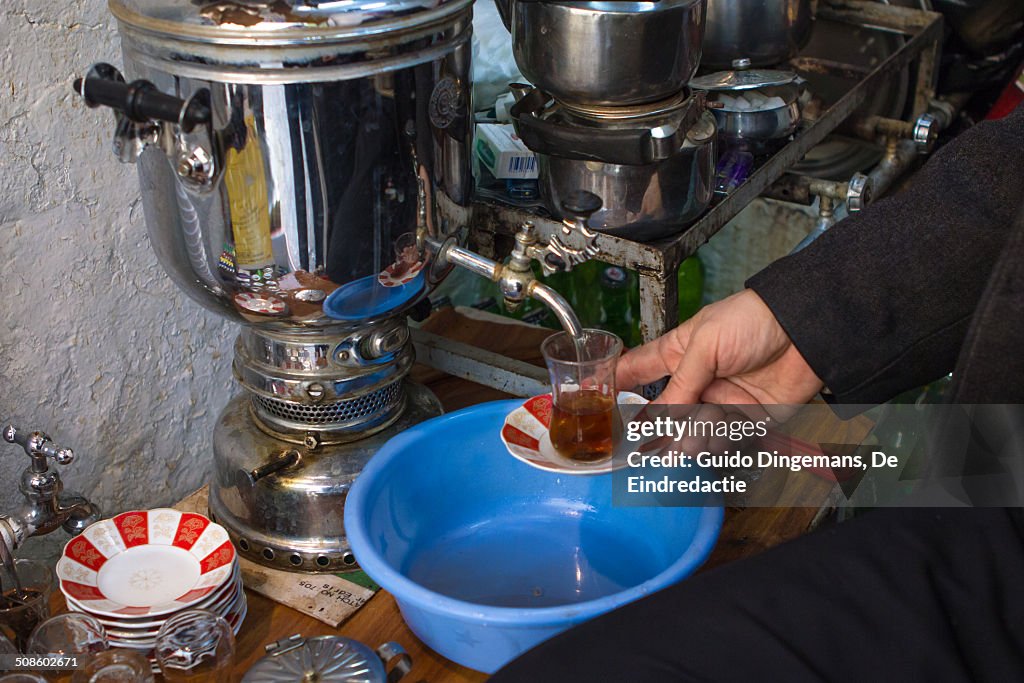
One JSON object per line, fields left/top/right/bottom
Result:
{"left": 252, "top": 381, "right": 403, "bottom": 428}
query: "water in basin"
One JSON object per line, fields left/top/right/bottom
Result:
{"left": 403, "top": 512, "right": 666, "bottom": 608}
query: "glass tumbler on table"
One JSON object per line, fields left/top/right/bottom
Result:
{"left": 0, "top": 560, "right": 53, "bottom": 651}
{"left": 25, "top": 613, "right": 108, "bottom": 683}
{"left": 72, "top": 649, "right": 155, "bottom": 683}
{"left": 155, "top": 609, "right": 235, "bottom": 681}
{"left": 26, "top": 613, "right": 108, "bottom": 659}
{"left": 541, "top": 329, "right": 624, "bottom": 463}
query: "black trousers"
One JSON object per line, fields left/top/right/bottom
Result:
{"left": 490, "top": 507, "right": 1024, "bottom": 682}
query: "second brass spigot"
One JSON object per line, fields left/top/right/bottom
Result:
{"left": 808, "top": 174, "right": 873, "bottom": 217}
{"left": 790, "top": 173, "right": 873, "bottom": 254}
{"left": 848, "top": 113, "right": 939, "bottom": 154}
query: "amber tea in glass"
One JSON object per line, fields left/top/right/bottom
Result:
{"left": 542, "top": 329, "right": 623, "bottom": 462}
{"left": 549, "top": 389, "right": 618, "bottom": 461}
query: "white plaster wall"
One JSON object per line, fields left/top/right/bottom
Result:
{"left": 0, "top": 1, "right": 236, "bottom": 561}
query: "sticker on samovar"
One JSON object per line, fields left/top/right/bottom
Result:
{"left": 428, "top": 76, "right": 465, "bottom": 130}
{"left": 234, "top": 291, "right": 288, "bottom": 316}
{"left": 378, "top": 232, "right": 425, "bottom": 287}
{"left": 218, "top": 247, "right": 236, "bottom": 276}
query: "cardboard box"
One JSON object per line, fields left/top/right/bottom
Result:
{"left": 475, "top": 123, "right": 539, "bottom": 179}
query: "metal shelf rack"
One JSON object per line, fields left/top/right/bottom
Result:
{"left": 414, "top": 0, "right": 945, "bottom": 396}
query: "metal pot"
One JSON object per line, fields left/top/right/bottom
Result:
{"left": 691, "top": 70, "right": 804, "bottom": 144}
{"left": 540, "top": 138, "right": 716, "bottom": 241}
{"left": 498, "top": 0, "right": 707, "bottom": 106}
{"left": 703, "top": 0, "right": 814, "bottom": 69}
{"left": 512, "top": 92, "right": 717, "bottom": 240}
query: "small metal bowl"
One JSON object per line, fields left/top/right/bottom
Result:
{"left": 709, "top": 83, "right": 803, "bottom": 143}
{"left": 691, "top": 70, "right": 804, "bottom": 147}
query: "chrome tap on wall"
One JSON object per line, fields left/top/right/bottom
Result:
{"left": 0, "top": 425, "right": 101, "bottom": 552}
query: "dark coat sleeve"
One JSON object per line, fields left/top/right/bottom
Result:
{"left": 746, "top": 106, "right": 1024, "bottom": 404}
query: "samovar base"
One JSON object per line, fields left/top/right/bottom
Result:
{"left": 208, "top": 382, "right": 443, "bottom": 573}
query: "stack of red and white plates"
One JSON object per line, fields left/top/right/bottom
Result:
{"left": 56, "top": 509, "right": 245, "bottom": 669}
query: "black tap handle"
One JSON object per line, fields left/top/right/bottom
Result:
{"left": 74, "top": 76, "right": 211, "bottom": 133}
{"left": 560, "top": 190, "right": 603, "bottom": 221}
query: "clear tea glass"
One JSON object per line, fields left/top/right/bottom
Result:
{"left": 541, "top": 329, "right": 623, "bottom": 462}
{"left": 155, "top": 609, "right": 235, "bottom": 682}
{"left": 26, "top": 613, "right": 108, "bottom": 659}
{"left": 27, "top": 612, "right": 109, "bottom": 683}
{"left": 72, "top": 649, "right": 155, "bottom": 683}
{"left": 0, "top": 560, "right": 53, "bottom": 651}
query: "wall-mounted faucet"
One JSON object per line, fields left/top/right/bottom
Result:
{"left": 0, "top": 425, "right": 101, "bottom": 554}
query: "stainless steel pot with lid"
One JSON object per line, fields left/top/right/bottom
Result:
{"left": 511, "top": 88, "right": 717, "bottom": 240}
{"left": 691, "top": 69, "right": 804, "bottom": 144}
{"left": 496, "top": 0, "right": 707, "bottom": 106}
{"left": 702, "top": 0, "right": 814, "bottom": 69}
{"left": 76, "top": 0, "right": 474, "bottom": 573}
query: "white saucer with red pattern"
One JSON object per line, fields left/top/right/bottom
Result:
{"left": 499, "top": 391, "right": 647, "bottom": 475}
{"left": 56, "top": 509, "right": 237, "bottom": 619}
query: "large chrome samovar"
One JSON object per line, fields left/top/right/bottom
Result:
{"left": 75, "top": 0, "right": 476, "bottom": 572}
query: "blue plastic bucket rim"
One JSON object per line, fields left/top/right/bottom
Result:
{"left": 344, "top": 400, "right": 725, "bottom": 628}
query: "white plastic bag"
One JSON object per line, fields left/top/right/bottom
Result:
{"left": 472, "top": 0, "right": 525, "bottom": 112}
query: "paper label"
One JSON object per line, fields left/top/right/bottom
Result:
{"left": 174, "top": 487, "right": 376, "bottom": 627}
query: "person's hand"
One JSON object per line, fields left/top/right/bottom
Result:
{"left": 617, "top": 289, "right": 824, "bottom": 406}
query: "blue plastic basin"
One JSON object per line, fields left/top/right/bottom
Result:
{"left": 344, "top": 400, "right": 723, "bottom": 673}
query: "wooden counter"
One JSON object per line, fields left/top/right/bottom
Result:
{"left": 229, "top": 497, "right": 834, "bottom": 682}
{"left": 55, "top": 308, "right": 838, "bottom": 681}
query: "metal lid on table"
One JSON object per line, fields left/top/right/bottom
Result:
{"left": 243, "top": 634, "right": 411, "bottom": 683}
{"left": 110, "top": 0, "right": 470, "bottom": 43}
{"left": 690, "top": 69, "right": 800, "bottom": 92}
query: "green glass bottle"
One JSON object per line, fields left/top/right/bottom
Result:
{"left": 599, "top": 265, "right": 633, "bottom": 343}
{"left": 677, "top": 255, "right": 705, "bottom": 323}
{"left": 534, "top": 266, "right": 573, "bottom": 330}
{"left": 568, "top": 261, "right": 605, "bottom": 329}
